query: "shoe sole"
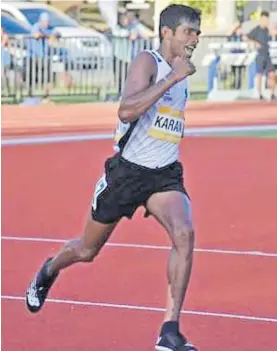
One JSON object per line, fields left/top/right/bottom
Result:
{"left": 25, "top": 293, "right": 43, "bottom": 313}
{"left": 155, "top": 346, "right": 174, "bottom": 351}
{"left": 155, "top": 344, "right": 197, "bottom": 351}
{"left": 25, "top": 257, "right": 58, "bottom": 313}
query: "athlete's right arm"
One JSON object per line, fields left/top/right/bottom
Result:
{"left": 118, "top": 52, "right": 195, "bottom": 123}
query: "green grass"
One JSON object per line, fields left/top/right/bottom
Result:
{"left": 50, "top": 95, "right": 100, "bottom": 104}
{"left": 209, "top": 130, "right": 277, "bottom": 138}
{"left": 1, "top": 91, "right": 207, "bottom": 105}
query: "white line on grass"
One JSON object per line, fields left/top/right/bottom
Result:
{"left": 2, "top": 125, "right": 277, "bottom": 146}
{"left": 2, "top": 236, "right": 277, "bottom": 258}
{"left": 1, "top": 295, "right": 276, "bottom": 323}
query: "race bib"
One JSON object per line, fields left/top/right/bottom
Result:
{"left": 148, "top": 105, "right": 184, "bottom": 143}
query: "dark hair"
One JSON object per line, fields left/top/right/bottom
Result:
{"left": 261, "top": 11, "right": 269, "bottom": 17}
{"left": 159, "top": 4, "right": 201, "bottom": 41}
{"left": 126, "top": 10, "right": 140, "bottom": 20}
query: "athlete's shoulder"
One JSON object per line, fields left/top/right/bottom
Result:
{"left": 130, "top": 50, "right": 157, "bottom": 71}
{"left": 121, "top": 50, "right": 158, "bottom": 99}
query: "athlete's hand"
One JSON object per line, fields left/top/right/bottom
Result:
{"left": 171, "top": 56, "right": 196, "bottom": 82}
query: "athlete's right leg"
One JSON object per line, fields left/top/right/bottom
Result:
{"left": 47, "top": 216, "right": 117, "bottom": 275}
{"left": 26, "top": 216, "right": 117, "bottom": 313}
{"left": 26, "top": 153, "right": 140, "bottom": 313}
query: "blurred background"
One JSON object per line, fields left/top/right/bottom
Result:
{"left": 1, "top": 0, "right": 277, "bottom": 104}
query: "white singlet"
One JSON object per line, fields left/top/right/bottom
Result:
{"left": 114, "top": 50, "right": 189, "bottom": 169}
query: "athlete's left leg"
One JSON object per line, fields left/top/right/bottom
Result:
{"left": 146, "top": 190, "right": 196, "bottom": 351}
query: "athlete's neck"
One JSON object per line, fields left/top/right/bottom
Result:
{"left": 157, "top": 42, "right": 175, "bottom": 66}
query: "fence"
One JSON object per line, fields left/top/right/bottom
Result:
{"left": 201, "top": 38, "right": 277, "bottom": 100}
{"left": 1, "top": 35, "right": 277, "bottom": 103}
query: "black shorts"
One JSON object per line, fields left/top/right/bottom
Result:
{"left": 91, "top": 154, "right": 188, "bottom": 224}
{"left": 256, "top": 55, "right": 274, "bottom": 74}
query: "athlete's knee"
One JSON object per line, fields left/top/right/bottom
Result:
{"left": 64, "top": 239, "right": 98, "bottom": 263}
{"left": 172, "top": 225, "right": 195, "bottom": 255}
{"left": 78, "top": 247, "right": 98, "bottom": 262}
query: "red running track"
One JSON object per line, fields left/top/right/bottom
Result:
{"left": 2, "top": 137, "right": 277, "bottom": 351}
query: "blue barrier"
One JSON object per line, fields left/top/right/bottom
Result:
{"left": 207, "top": 56, "right": 220, "bottom": 93}
{"left": 202, "top": 41, "right": 277, "bottom": 101}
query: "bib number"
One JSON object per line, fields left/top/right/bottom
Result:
{"left": 148, "top": 114, "right": 184, "bottom": 143}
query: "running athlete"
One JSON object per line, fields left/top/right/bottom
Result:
{"left": 26, "top": 5, "right": 201, "bottom": 351}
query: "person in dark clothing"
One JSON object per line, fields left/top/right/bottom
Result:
{"left": 247, "top": 11, "right": 276, "bottom": 100}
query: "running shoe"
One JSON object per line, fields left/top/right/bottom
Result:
{"left": 26, "top": 258, "right": 58, "bottom": 313}
{"left": 155, "top": 332, "right": 197, "bottom": 351}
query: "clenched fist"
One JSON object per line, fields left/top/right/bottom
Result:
{"left": 171, "top": 56, "right": 196, "bottom": 82}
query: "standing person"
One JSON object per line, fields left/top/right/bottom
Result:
{"left": 28, "top": 12, "right": 72, "bottom": 98}
{"left": 247, "top": 11, "right": 276, "bottom": 100}
{"left": 112, "top": 13, "right": 132, "bottom": 99}
{"left": 1, "top": 27, "right": 12, "bottom": 94}
{"left": 126, "top": 10, "right": 155, "bottom": 58}
{"left": 272, "top": 22, "right": 277, "bottom": 39}
{"left": 112, "top": 12, "right": 151, "bottom": 100}
{"left": 26, "top": 4, "right": 201, "bottom": 351}
{"left": 126, "top": 10, "right": 155, "bottom": 41}
{"left": 228, "top": 22, "right": 246, "bottom": 89}
{"left": 28, "top": 12, "right": 58, "bottom": 98}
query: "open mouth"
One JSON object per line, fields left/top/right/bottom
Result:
{"left": 184, "top": 45, "right": 196, "bottom": 57}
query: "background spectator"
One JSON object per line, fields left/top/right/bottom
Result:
{"left": 111, "top": 11, "right": 154, "bottom": 100}
{"left": 272, "top": 23, "right": 277, "bottom": 39}
{"left": 228, "top": 22, "right": 247, "bottom": 89}
{"left": 247, "top": 11, "right": 276, "bottom": 100}
{"left": 126, "top": 11, "right": 154, "bottom": 41}
{"left": 1, "top": 26, "right": 12, "bottom": 69}
{"left": 2, "top": 27, "right": 10, "bottom": 47}
{"left": 26, "top": 12, "right": 59, "bottom": 98}
{"left": 27, "top": 12, "right": 72, "bottom": 99}
{"left": 111, "top": 13, "right": 131, "bottom": 100}
{"left": 1, "top": 27, "right": 12, "bottom": 94}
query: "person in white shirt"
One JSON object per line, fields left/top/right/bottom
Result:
{"left": 26, "top": 5, "right": 201, "bottom": 351}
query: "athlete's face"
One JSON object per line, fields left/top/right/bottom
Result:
{"left": 171, "top": 20, "right": 201, "bottom": 59}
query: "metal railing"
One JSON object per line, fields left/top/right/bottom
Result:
{"left": 203, "top": 39, "right": 277, "bottom": 92}
{"left": 1, "top": 35, "right": 155, "bottom": 103}
{"left": 1, "top": 35, "right": 277, "bottom": 103}
{"left": 2, "top": 35, "right": 114, "bottom": 102}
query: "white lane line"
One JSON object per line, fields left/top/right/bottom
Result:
{"left": 2, "top": 235, "right": 277, "bottom": 258}
{"left": 1, "top": 133, "right": 114, "bottom": 146}
{"left": 2, "top": 125, "right": 277, "bottom": 146}
{"left": 2, "top": 295, "right": 276, "bottom": 323}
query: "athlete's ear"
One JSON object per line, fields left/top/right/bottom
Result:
{"left": 161, "top": 26, "right": 173, "bottom": 40}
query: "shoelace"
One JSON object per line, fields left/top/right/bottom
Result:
{"left": 28, "top": 280, "right": 38, "bottom": 298}
{"left": 28, "top": 278, "right": 45, "bottom": 296}
{"left": 27, "top": 280, "right": 42, "bottom": 307}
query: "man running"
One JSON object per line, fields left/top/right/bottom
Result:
{"left": 26, "top": 5, "right": 201, "bottom": 351}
